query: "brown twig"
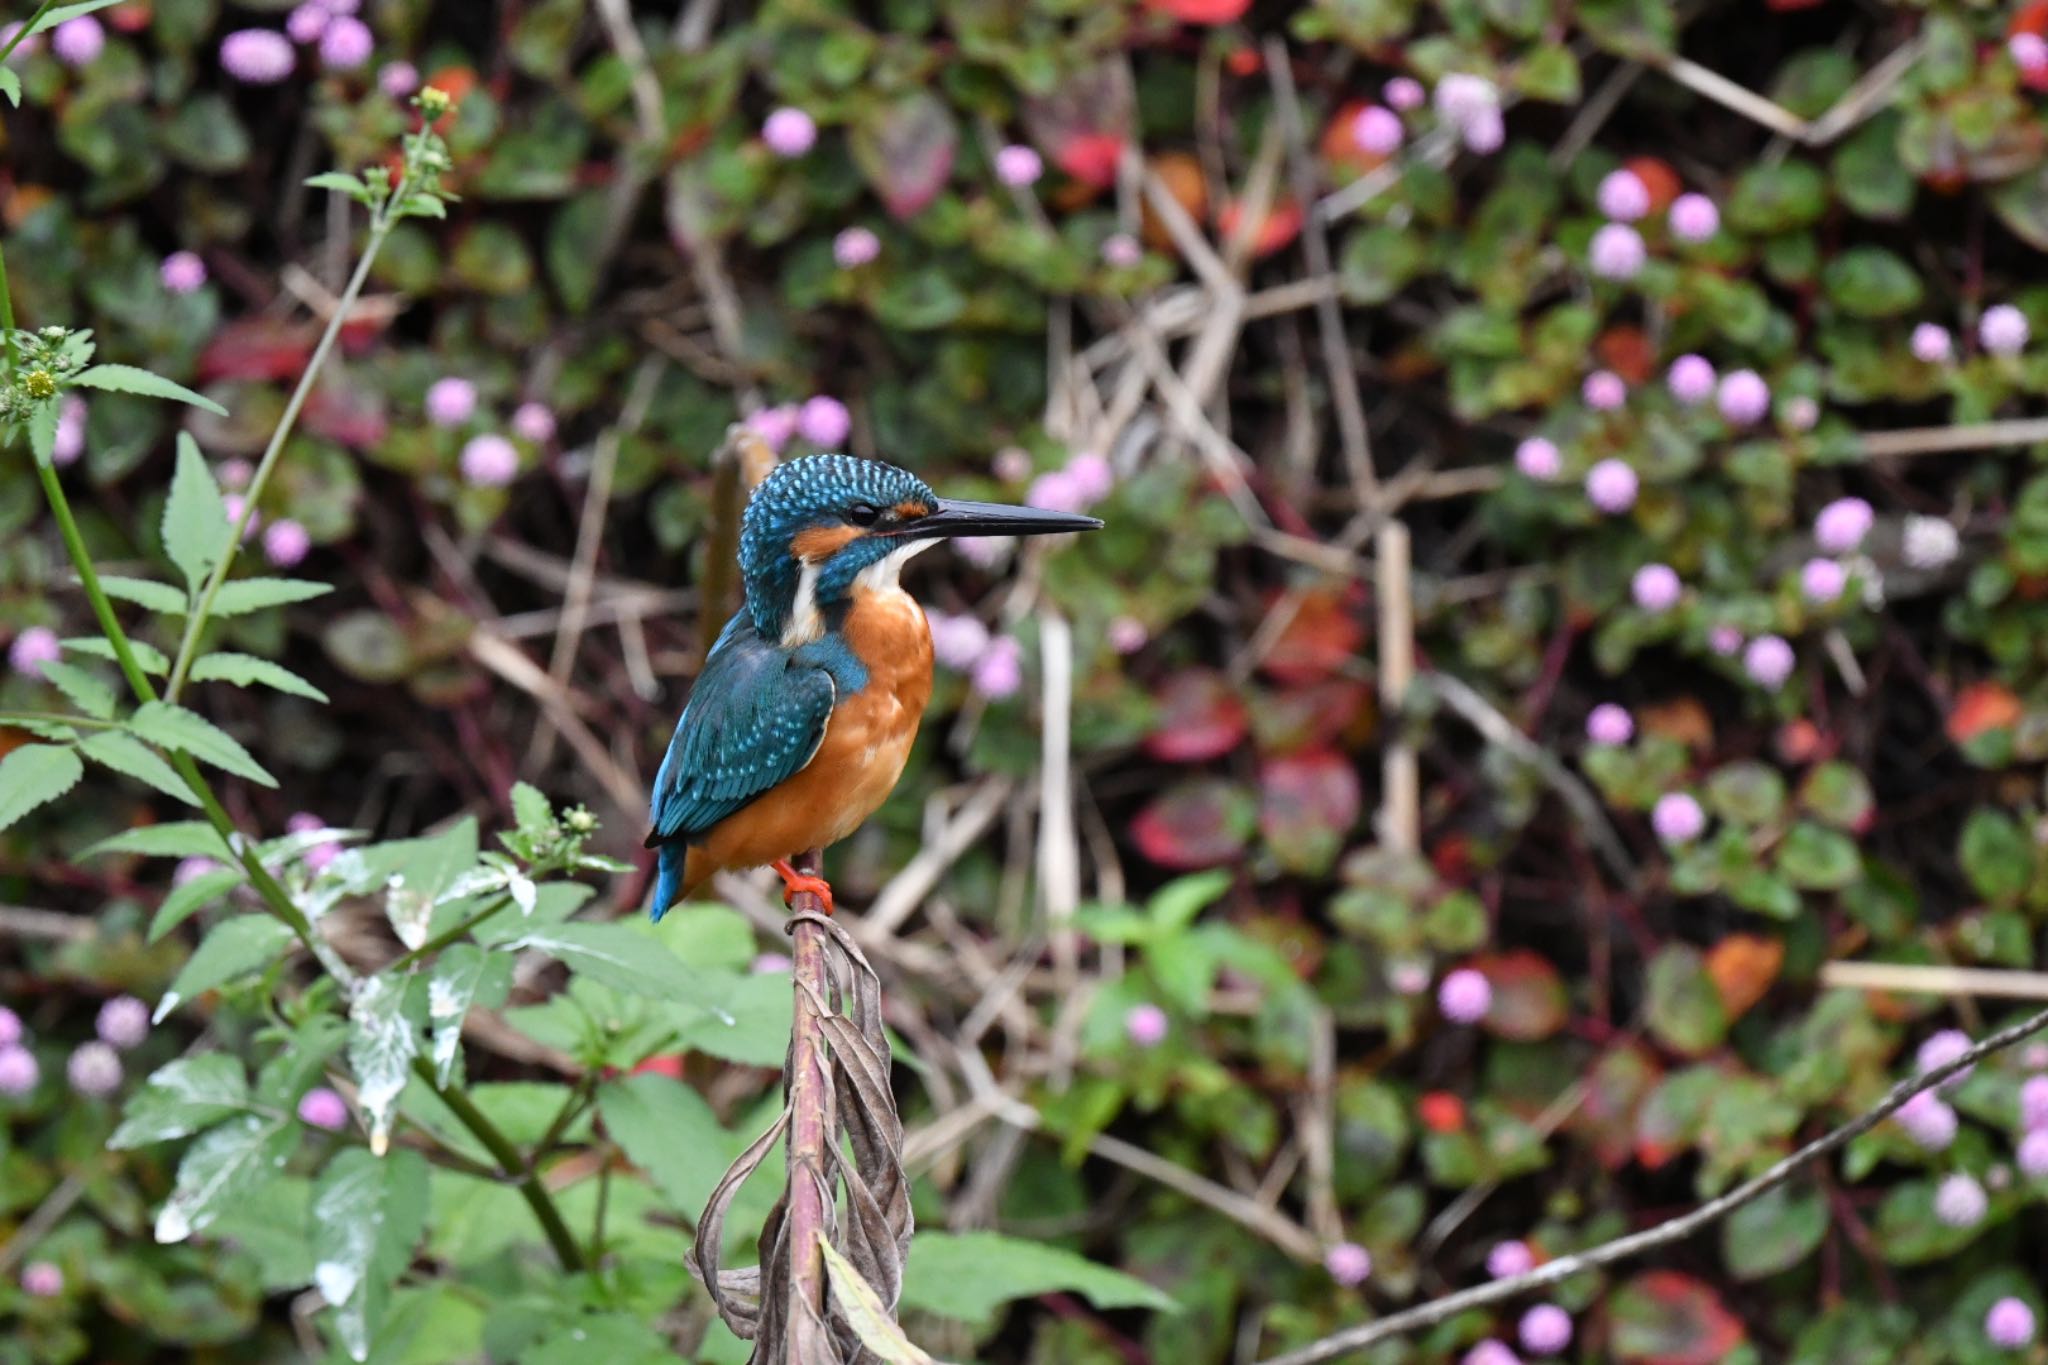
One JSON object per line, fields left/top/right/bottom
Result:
{"left": 785, "top": 848, "right": 834, "bottom": 1332}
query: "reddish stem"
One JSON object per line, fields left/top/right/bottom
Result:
{"left": 784, "top": 846, "right": 833, "bottom": 1327}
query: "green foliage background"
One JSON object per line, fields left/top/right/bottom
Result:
{"left": 6, "top": 0, "right": 2048, "bottom": 1361}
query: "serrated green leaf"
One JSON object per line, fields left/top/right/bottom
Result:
{"left": 820, "top": 1237, "right": 940, "bottom": 1364}
{"left": 900, "top": 1231, "right": 1176, "bottom": 1326}
{"left": 110, "top": 1055, "right": 250, "bottom": 1148}
{"left": 79, "top": 731, "right": 200, "bottom": 806}
{"left": 25, "top": 1, "right": 126, "bottom": 36}
{"left": 148, "top": 867, "right": 244, "bottom": 943}
{"left": 36, "top": 659, "right": 117, "bottom": 719}
{"left": 510, "top": 781, "right": 550, "bottom": 832}
{"left": 209, "top": 577, "right": 333, "bottom": 617}
{"left": 164, "top": 433, "right": 232, "bottom": 593}
{"left": 0, "top": 744, "right": 84, "bottom": 833}
{"left": 64, "top": 636, "right": 170, "bottom": 673}
{"left": 504, "top": 921, "right": 726, "bottom": 1012}
{"left": 27, "top": 398, "right": 57, "bottom": 466}
{"left": 71, "top": 364, "right": 228, "bottom": 417}
{"left": 81, "top": 818, "right": 232, "bottom": 861}
{"left": 129, "top": 700, "right": 276, "bottom": 787}
{"left": 154, "top": 1113, "right": 293, "bottom": 1244}
{"left": 187, "top": 652, "right": 329, "bottom": 701}
{"left": 312, "top": 1148, "right": 430, "bottom": 1362}
{"left": 427, "top": 945, "right": 512, "bottom": 1087}
{"left": 96, "top": 575, "right": 189, "bottom": 614}
{"left": 158, "top": 915, "right": 294, "bottom": 1020}
{"left": 350, "top": 974, "right": 424, "bottom": 1156}
{"left": 598, "top": 1074, "right": 734, "bottom": 1214}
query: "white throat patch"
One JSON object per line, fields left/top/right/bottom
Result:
{"left": 855, "top": 538, "right": 940, "bottom": 594}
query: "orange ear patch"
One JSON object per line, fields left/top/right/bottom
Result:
{"left": 894, "top": 500, "right": 933, "bottom": 520}
{"left": 791, "top": 524, "right": 865, "bottom": 562}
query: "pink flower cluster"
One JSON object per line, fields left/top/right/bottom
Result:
{"left": 927, "top": 611, "right": 1027, "bottom": 700}
{"left": 1433, "top": 74, "right": 1503, "bottom": 154}
{"left": 747, "top": 396, "right": 853, "bottom": 453}
{"left": 1027, "top": 449, "right": 1114, "bottom": 517}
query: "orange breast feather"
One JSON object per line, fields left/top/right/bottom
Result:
{"left": 687, "top": 589, "right": 932, "bottom": 884}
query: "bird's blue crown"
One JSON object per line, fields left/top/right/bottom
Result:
{"left": 739, "top": 455, "right": 937, "bottom": 637}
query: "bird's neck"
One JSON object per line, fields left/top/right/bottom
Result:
{"left": 751, "top": 540, "right": 939, "bottom": 650}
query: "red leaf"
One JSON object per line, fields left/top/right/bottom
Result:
{"left": 1130, "top": 779, "right": 1254, "bottom": 870}
{"left": 1947, "top": 681, "right": 2023, "bottom": 745}
{"left": 1215, "top": 196, "right": 1303, "bottom": 258}
{"left": 1249, "top": 678, "right": 1371, "bottom": 755}
{"left": 849, "top": 92, "right": 959, "bottom": 221}
{"left": 1145, "top": 669, "right": 1249, "bottom": 762}
{"left": 1055, "top": 133, "right": 1125, "bottom": 190}
{"left": 1417, "top": 1091, "right": 1465, "bottom": 1133}
{"left": 631, "top": 1054, "right": 686, "bottom": 1080}
{"left": 300, "top": 383, "right": 388, "bottom": 450}
{"left": 1145, "top": 0, "right": 1252, "bottom": 21}
{"left": 1609, "top": 1271, "right": 1747, "bottom": 1365}
{"left": 1258, "top": 588, "right": 1365, "bottom": 685}
{"left": 1468, "top": 950, "right": 1568, "bottom": 1041}
{"left": 1024, "top": 64, "right": 1132, "bottom": 193}
{"left": 1570, "top": 1043, "right": 1661, "bottom": 1170}
{"left": 1706, "top": 935, "right": 1783, "bottom": 1021}
{"left": 197, "top": 318, "right": 317, "bottom": 385}
{"left": 1258, "top": 749, "right": 1361, "bottom": 874}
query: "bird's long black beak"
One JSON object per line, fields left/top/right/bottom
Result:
{"left": 889, "top": 498, "right": 1102, "bottom": 540}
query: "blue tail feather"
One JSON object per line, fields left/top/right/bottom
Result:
{"left": 650, "top": 844, "right": 685, "bottom": 922}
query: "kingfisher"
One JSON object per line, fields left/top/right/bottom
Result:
{"left": 646, "top": 454, "right": 1100, "bottom": 918}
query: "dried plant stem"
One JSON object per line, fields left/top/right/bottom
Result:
{"left": 785, "top": 847, "right": 835, "bottom": 1329}
{"left": 1261, "top": 1002, "right": 2048, "bottom": 1365}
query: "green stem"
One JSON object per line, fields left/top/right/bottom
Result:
{"left": 413, "top": 1057, "right": 587, "bottom": 1273}
{"left": 164, "top": 213, "right": 394, "bottom": 701}
{"left": 385, "top": 893, "right": 512, "bottom": 975}
{"left": 0, "top": 2, "right": 56, "bottom": 65}
{"left": 0, "top": 710, "right": 119, "bottom": 731}
{"left": 33, "top": 457, "right": 322, "bottom": 957}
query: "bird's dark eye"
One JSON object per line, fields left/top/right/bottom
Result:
{"left": 848, "top": 502, "right": 880, "bottom": 527}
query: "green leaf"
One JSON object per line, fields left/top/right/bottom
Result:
{"left": 110, "top": 1055, "right": 250, "bottom": 1148}
{"left": 1725, "top": 160, "right": 1828, "bottom": 235}
{"left": 158, "top": 915, "right": 294, "bottom": 1019}
{"left": 350, "top": 973, "right": 425, "bottom": 1156}
{"left": 426, "top": 945, "right": 511, "bottom": 1087}
{"left": 129, "top": 700, "right": 277, "bottom": 787}
{"left": 1146, "top": 870, "right": 1232, "bottom": 933}
{"left": 187, "top": 652, "right": 329, "bottom": 701}
{"left": 37, "top": 659, "right": 117, "bottom": 719}
{"left": 148, "top": 867, "right": 244, "bottom": 943}
{"left": 1645, "top": 944, "right": 1728, "bottom": 1056}
{"left": 82, "top": 819, "right": 232, "bottom": 861}
{"left": 164, "top": 433, "right": 232, "bottom": 593}
{"left": 1820, "top": 247, "right": 1923, "bottom": 319}
{"left": 504, "top": 921, "right": 726, "bottom": 1010}
{"left": 71, "top": 364, "right": 228, "bottom": 417}
{"left": 819, "top": 1237, "right": 938, "bottom": 1365}
{"left": 1723, "top": 1182, "right": 1827, "bottom": 1280}
{"left": 673, "top": 972, "right": 791, "bottom": 1066}
{"left": 0, "top": 744, "right": 84, "bottom": 834}
{"left": 598, "top": 1074, "right": 734, "bottom": 1214}
{"left": 64, "top": 635, "right": 170, "bottom": 673}
{"left": 901, "top": 1232, "right": 1175, "bottom": 1326}
{"left": 312, "top": 1148, "right": 430, "bottom": 1363}
{"left": 0, "top": 66, "right": 20, "bottom": 108}
{"left": 510, "top": 781, "right": 551, "bottom": 833}
{"left": 154, "top": 1113, "right": 294, "bottom": 1244}
{"left": 209, "top": 577, "right": 333, "bottom": 617}
{"left": 27, "top": 398, "right": 57, "bottom": 465}
{"left": 96, "top": 575, "right": 189, "bottom": 614}
{"left": 304, "top": 171, "right": 372, "bottom": 204}
{"left": 1775, "top": 822, "right": 1862, "bottom": 891}
{"left": 25, "top": 1, "right": 126, "bottom": 36}
{"left": 1960, "top": 808, "right": 2031, "bottom": 904}
{"left": 78, "top": 731, "right": 200, "bottom": 806}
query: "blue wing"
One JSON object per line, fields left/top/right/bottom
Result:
{"left": 644, "top": 611, "right": 836, "bottom": 850}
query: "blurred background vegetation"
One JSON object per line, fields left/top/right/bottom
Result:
{"left": 8, "top": 0, "right": 2048, "bottom": 1360}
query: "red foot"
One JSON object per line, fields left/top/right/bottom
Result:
{"left": 772, "top": 859, "right": 834, "bottom": 914}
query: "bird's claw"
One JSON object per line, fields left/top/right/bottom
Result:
{"left": 772, "top": 860, "right": 835, "bottom": 914}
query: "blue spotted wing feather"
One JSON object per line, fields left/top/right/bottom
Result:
{"left": 645, "top": 614, "right": 835, "bottom": 915}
